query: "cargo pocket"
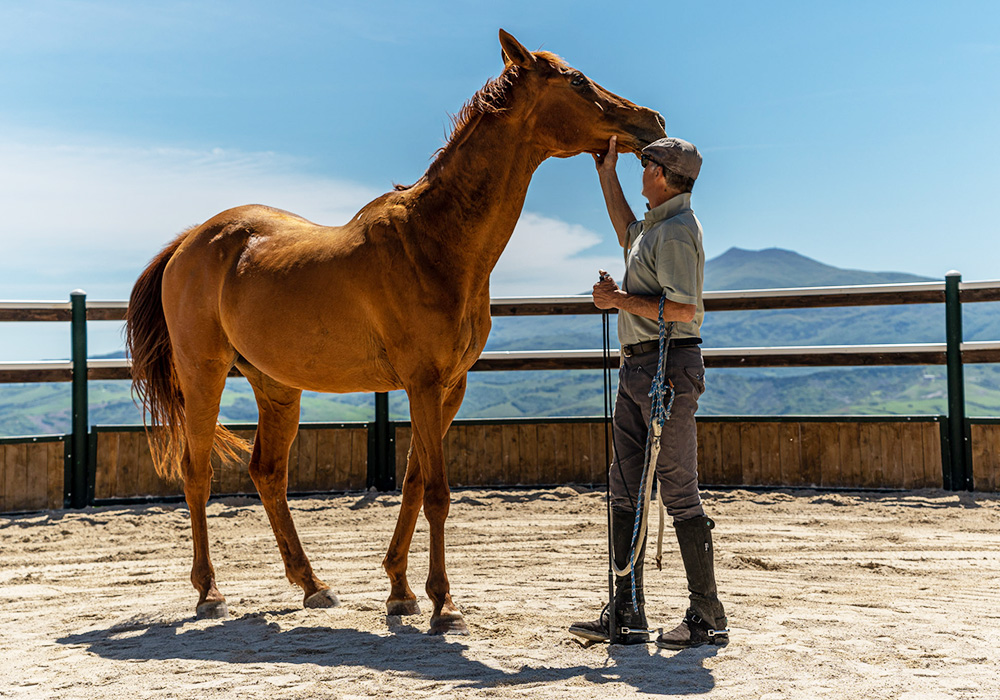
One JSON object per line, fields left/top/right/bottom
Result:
{"left": 682, "top": 366, "right": 706, "bottom": 396}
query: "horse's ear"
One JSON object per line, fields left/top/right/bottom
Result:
{"left": 499, "top": 29, "right": 535, "bottom": 69}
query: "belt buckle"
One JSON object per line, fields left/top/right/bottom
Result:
{"left": 622, "top": 345, "right": 633, "bottom": 358}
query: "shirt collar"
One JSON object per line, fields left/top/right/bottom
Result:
{"left": 644, "top": 192, "right": 692, "bottom": 224}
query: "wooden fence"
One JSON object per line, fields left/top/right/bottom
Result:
{"left": 3, "top": 274, "right": 1000, "bottom": 511}
{"left": 8, "top": 416, "right": 1000, "bottom": 511}
{"left": 0, "top": 435, "right": 66, "bottom": 512}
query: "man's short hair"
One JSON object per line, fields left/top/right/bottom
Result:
{"left": 662, "top": 167, "right": 696, "bottom": 194}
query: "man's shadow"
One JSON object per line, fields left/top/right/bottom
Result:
{"left": 57, "top": 610, "right": 719, "bottom": 695}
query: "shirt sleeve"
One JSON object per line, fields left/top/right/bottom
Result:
{"left": 625, "top": 219, "right": 644, "bottom": 250}
{"left": 655, "top": 236, "right": 699, "bottom": 305}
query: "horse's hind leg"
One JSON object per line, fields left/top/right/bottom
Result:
{"left": 175, "top": 360, "right": 233, "bottom": 619}
{"left": 242, "top": 364, "right": 338, "bottom": 609}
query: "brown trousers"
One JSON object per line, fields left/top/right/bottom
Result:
{"left": 608, "top": 345, "right": 705, "bottom": 521}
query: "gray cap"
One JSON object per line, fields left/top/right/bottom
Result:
{"left": 642, "top": 137, "right": 702, "bottom": 180}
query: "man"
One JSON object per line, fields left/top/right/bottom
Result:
{"left": 568, "top": 136, "right": 728, "bottom": 649}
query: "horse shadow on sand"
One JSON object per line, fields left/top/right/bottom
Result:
{"left": 57, "top": 609, "right": 719, "bottom": 695}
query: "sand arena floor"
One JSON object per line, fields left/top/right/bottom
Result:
{"left": 2, "top": 486, "right": 999, "bottom": 699}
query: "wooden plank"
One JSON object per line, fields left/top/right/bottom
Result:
{"left": 923, "top": 423, "right": 943, "bottom": 489}
{"left": 799, "top": 422, "right": 822, "bottom": 487}
{"left": 500, "top": 423, "right": 520, "bottom": 485}
{"left": 115, "top": 432, "right": 140, "bottom": 498}
{"left": 324, "top": 428, "right": 348, "bottom": 491}
{"left": 0, "top": 445, "right": 8, "bottom": 511}
{"left": 25, "top": 443, "right": 48, "bottom": 511}
{"left": 569, "top": 422, "right": 593, "bottom": 485}
{"left": 880, "top": 422, "right": 904, "bottom": 488}
{"left": 817, "top": 422, "right": 842, "bottom": 487}
{"left": 984, "top": 425, "right": 1000, "bottom": 492}
{"left": 757, "top": 422, "right": 782, "bottom": 486}
{"left": 697, "top": 421, "right": 721, "bottom": 485}
{"left": 971, "top": 424, "right": 999, "bottom": 492}
{"left": 469, "top": 424, "right": 489, "bottom": 486}
{"left": 47, "top": 441, "right": 64, "bottom": 510}
{"left": 349, "top": 428, "right": 368, "bottom": 490}
{"left": 838, "top": 423, "right": 863, "bottom": 488}
{"left": 297, "top": 428, "right": 318, "bottom": 493}
{"left": 535, "top": 423, "right": 557, "bottom": 485}
{"left": 518, "top": 423, "right": 539, "bottom": 484}
{"left": 5, "top": 443, "right": 27, "bottom": 511}
{"left": 593, "top": 421, "right": 611, "bottom": 486}
{"left": 93, "top": 432, "right": 118, "bottom": 500}
{"left": 900, "top": 423, "right": 923, "bottom": 489}
{"left": 552, "top": 423, "right": 573, "bottom": 484}
{"left": 483, "top": 422, "right": 505, "bottom": 485}
{"left": 777, "top": 422, "right": 801, "bottom": 486}
{"left": 739, "top": 422, "right": 761, "bottom": 486}
{"left": 312, "top": 428, "right": 335, "bottom": 492}
{"left": 593, "top": 421, "right": 608, "bottom": 485}
{"left": 717, "top": 422, "right": 742, "bottom": 486}
{"left": 858, "top": 422, "right": 881, "bottom": 488}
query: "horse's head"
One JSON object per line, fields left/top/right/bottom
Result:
{"left": 499, "top": 30, "right": 667, "bottom": 159}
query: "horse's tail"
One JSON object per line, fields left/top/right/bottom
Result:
{"left": 125, "top": 232, "right": 249, "bottom": 482}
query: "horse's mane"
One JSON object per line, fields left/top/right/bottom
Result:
{"left": 394, "top": 51, "right": 569, "bottom": 191}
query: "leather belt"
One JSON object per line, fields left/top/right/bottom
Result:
{"left": 621, "top": 337, "right": 701, "bottom": 358}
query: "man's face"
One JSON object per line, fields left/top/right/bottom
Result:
{"left": 640, "top": 160, "right": 664, "bottom": 204}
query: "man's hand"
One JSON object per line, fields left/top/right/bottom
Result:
{"left": 592, "top": 269, "right": 623, "bottom": 310}
{"left": 592, "top": 135, "right": 619, "bottom": 176}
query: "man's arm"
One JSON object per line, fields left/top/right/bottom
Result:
{"left": 593, "top": 135, "right": 637, "bottom": 248}
{"left": 592, "top": 272, "right": 696, "bottom": 323}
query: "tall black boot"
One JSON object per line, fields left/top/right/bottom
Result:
{"left": 656, "top": 515, "right": 729, "bottom": 650}
{"left": 569, "top": 508, "right": 649, "bottom": 644}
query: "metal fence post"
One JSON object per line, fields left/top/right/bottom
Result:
{"left": 367, "top": 392, "right": 395, "bottom": 491}
{"left": 70, "top": 290, "right": 90, "bottom": 508}
{"left": 944, "top": 271, "right": 972, "bottom": 491}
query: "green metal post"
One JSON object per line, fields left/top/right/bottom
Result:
{"left": 944, "top": 271, "right": 972, "bottom": 491}
{"left": 367, "top": 393, "right": 394, "bottom": 491}
{"left": 70, "top": 290, "right": 90, "bottom": 508}
{"left": 375, "top": 392, "right": 394, "bottom": 490}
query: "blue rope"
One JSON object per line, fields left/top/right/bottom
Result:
{"left": 628, "top": 295, "right": 675, "bottom": 610}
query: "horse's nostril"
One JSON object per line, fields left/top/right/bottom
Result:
{"left": 655, "top": 112, "right": 666, "bottom": 130}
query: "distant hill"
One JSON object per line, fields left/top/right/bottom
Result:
{"left": 705, "top": 247, "right": 934, "bottom": 291}
{"left": 1, "top": 247, "right": 997, "bottom": 436}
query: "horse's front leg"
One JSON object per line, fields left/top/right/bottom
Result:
{"left": 405, "top": 378, "right": 468, "bottom": 634}
{"left": 383, "top": 447, "right": 424, "bottom": 615}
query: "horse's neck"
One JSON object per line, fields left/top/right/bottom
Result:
{"left": 415, "top": 111, "right": 544, "bottom": 287}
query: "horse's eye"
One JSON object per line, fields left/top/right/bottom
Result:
{"left": 570, "top": 74, "right": 586, "bottom": 87}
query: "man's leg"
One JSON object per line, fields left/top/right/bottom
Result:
{"left": 569, "top": 357, "right": 652, "bottom": 644}
{"left": 653, "top": 348, "right": 729, "bottom": 649}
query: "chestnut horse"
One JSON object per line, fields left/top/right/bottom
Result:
{"left": 126, "top": 30, "right": 665, "bottom": 634}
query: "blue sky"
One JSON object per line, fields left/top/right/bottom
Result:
{"left": 1, "top": 1, "right": 999, "bottom": 359}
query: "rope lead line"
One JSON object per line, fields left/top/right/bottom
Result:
{"left": 610, "top": 294, "right": 675, "bottom": 612}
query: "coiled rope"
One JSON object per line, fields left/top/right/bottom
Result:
{"left": 611, "top": 294, "right": 675, "bottom": 611}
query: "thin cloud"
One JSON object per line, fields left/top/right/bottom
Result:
{"left": 0, "top": 130, "right": 614, "bottom": 301}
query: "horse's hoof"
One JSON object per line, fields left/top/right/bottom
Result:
{"left": 196, "top": 601, "right": 229, "bottom": 619}
{"left": 387, "top": 598, "right": 421, "bottom": 616}
{"left": 428, "top": 612, "right": 469, "bottom": 635}
{"left": 305, "top": 589, "right": 340, "bottom": 609}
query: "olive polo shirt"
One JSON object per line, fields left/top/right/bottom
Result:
{"left": 617, "top": 192, "right": 705, "bottom": 346}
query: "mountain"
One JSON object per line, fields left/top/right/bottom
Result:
{"left": 1, "top": 247, "right": 997, "bottom": 436}
{"left": 704, "top": 247, "right": 934, "bottom": 291}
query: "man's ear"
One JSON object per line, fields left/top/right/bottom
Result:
{"left": 499, "top": 29, "right": 535, "bottom": 69}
